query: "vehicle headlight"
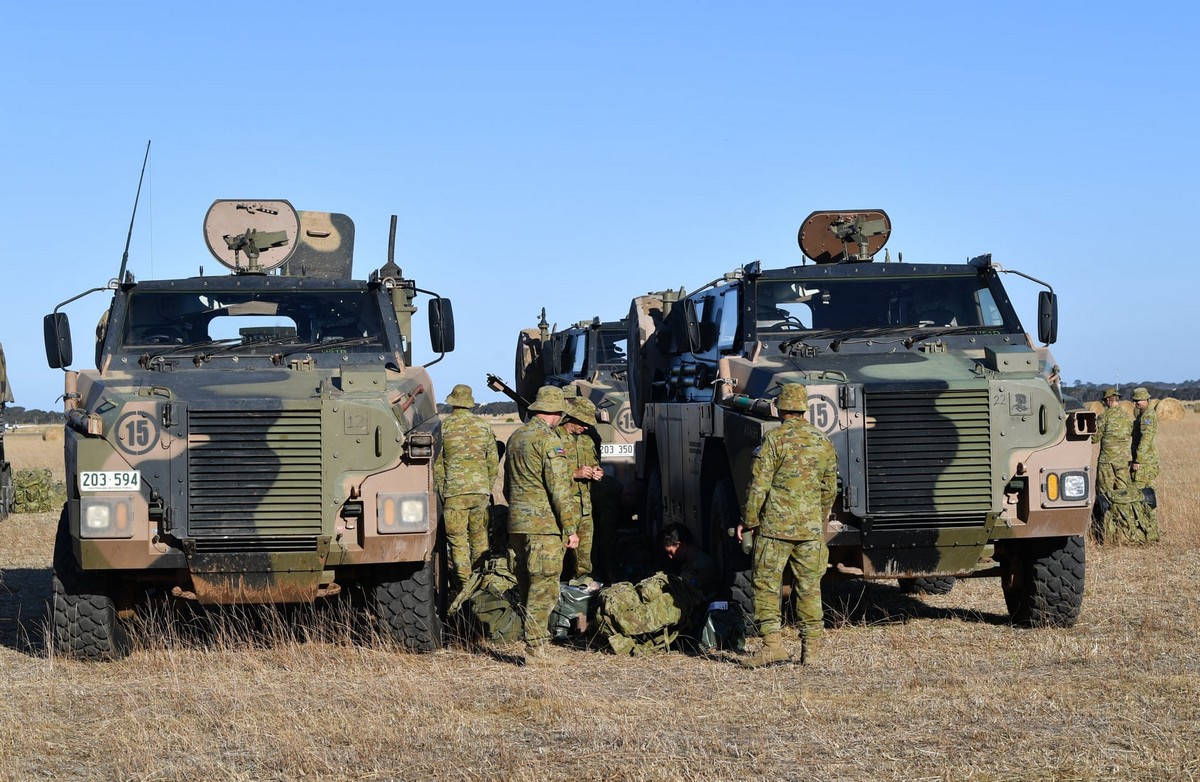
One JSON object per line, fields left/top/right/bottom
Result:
{"left": 1061, "top": 472, "right": 1088, "bottom": 501}
{"left": 376, "top": 492, "right": 429, "bottom": 534}
{"left": 80, "top": 497, "right": 136, "bottom": 538}
{"left": 1042, "top": 469, "right": 1089, "bottom": 505}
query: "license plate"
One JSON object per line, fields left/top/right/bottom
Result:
{"left": 600, "top": 443, "right": 635, "bottom": 458}
{"left": 79, "top": 471, "right": 141, "bottom": 491}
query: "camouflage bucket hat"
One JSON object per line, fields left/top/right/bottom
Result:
{"left": 1132, "top": 387, "right": 1151, "bottom": 401}
{"left": 1103, "top": 387, "right": 1120, "bottom": 399}
{"left": 776, "top": 383, "right": 809, "bottom": 412}
{"left": 565, "top": 396, "right": 597, "bottom": 426}
{"left": 446, "top": 384, "right": 476, "bottom": 408}
{"left": 528, "top": 385, "right": 566, "bottom": 414}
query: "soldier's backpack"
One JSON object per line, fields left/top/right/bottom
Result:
{"left": 550, "top": 580, "right": 602, "bottom": 641}
{"left": 448, "top": 557, "right": 522, "bottom": 643}
{"left": 595, "top": 572, "right": 699, "bottom": 655}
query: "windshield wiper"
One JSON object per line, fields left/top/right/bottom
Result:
{"left": 278, "top": 336, "right": 382, "bottom": 358}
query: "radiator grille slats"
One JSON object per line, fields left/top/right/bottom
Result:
{"left": 187, "top": 409, "right": 323, "bottom": 537}
{"left": 865, "top": 389, "right": 992, "bottom": 527}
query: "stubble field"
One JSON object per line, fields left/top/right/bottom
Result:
{"left": 1, "top": 421, "right": 1197, "bottom": 781}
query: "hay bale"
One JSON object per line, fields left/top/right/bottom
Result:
{"left": 42, "top": 427, "right": 64, "bottom": 442}
{"left": 1084, "top": 401, "right": 1104, "bottom": 415}
{"left": 1154, "top": 397, "right": 1187, "bottom": 422}
{"left": 1117, "top": 400, "right": 1136, "bottom": 419}
{"left": 11, "top": 468, "right": 65, "bottom": 513}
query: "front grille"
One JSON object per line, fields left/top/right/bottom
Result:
{"left": 191, "top": 535, "right": 320, "bottom": 554}
{"left": 864, "top": 388, "right": 992, "bottom": 525}
{"left": 187, "top": 409, "right": 324, "bottom": 537}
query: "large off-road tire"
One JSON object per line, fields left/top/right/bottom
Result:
{"left": 898, "top": 576, "right": 957, "bottom": 595}
{"left": 1002, "top": 535, "right": 1085, "bottom": 628}
{"left": 710, "top": 477, "right": 755, "bottom": 632}
{"left": 51, "top": 508, "right": 131, "bottom": 660}
{"left": 372, "top": 556, "right": 443, "bottom": 652}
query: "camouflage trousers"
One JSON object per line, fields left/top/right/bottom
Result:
{"left": 1094, "top": 491, "right": 1159, "bottom": 545}
{"left": 752, "top": 535, "right": 827, "bottom": 638}
{"left": 566, "top": 512, "right": 593, "bottom": 579}
{"left": 443, "top": 494, "right": 491, "bottom": 595}
{"left": 511, "top": 532, "right": 567, "bottom": 647}
{"left": 1096, "top": 461, "right": 1131, "bottom": 497}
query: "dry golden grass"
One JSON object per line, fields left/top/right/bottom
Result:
{"left": 2, "top": 421, "right": 1198, "bottom": 780}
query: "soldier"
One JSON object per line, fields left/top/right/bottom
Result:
{"left": 1091, "top": 386, "right": 1133, "bottom": 542}
{"left": 737, "top": 383, "right": 838, "bottom": 668}
{"left": 1129, "top": 386, "right": 1160, "bottom": 543}
{"left": 659, "top": 522, "right": 718, "bottom": 602}
{"left": 433, "top": 384, "right": 499, "bottom": 597}
{"left": 560, "top": 396, "right": 603, "bottom": 584}
{"left": 504, "top": 385, "right": 580, "bottom": 664}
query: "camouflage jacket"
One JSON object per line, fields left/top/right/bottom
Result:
{"left": 504, "top": 417, "right": 579, "bottom": 537}
{"left": 560, "top": 427, "right": 598, "bottom": 520}
{"left": 742, "top": 417, "right": 838, "bottom": 541}
{"left": 433, "top": 409, "right": 499, "bottom": 498}
{"left": 1093, "top": 406, "right": 1133, "bottom": 465}
{"left": 1133, "top": 406, "right": 1158, "bottom": 466}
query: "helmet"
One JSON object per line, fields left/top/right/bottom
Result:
{"left": 527, "top": 385, "right": 567, "bottom": 413}
{"left": 776, "top": 383, "right": 809, "bottom": 413}
{"left": 1132, "top": 387, "right": 1151, "bottom": 401}
{"left": 446, "top": 384, "right": 476, "bottom": 408}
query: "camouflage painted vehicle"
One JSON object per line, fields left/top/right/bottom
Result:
{"left": 629, "top": 210, "right": 1095, "bottom": 627}
{"left": 494, "top": 306, "right": 669, "bottom": 522}
{"left": 0, "top": 342, "right": 13, "bottom": 519}
{"left": 43, "top": 199, "right": 455, "bottom": 659}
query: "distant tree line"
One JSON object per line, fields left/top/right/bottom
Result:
{"left": 437, "top": 402, "right": 520, "bottom": 416}
{"left": 2, "top": 406, "right": 65, "bottom": 425}
{"left": 1063, "top": 380, "right": 1200, "bottom": 403}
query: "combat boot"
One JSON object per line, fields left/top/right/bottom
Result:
{"left": 740, "top": 632, "right": 790, "bottom": 668}
{"left": 800, "top": 633, "right": 822, "bottom": 665}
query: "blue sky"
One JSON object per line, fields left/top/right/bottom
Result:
{"left": 2, "top": 2, "right": 1197, "bottom": 411}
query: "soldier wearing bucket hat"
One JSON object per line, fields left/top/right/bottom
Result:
{"left": 738, "top": 382, "right": 837, "bottom": 668}
{"left": 1129, "top": 387, "right": 1160, "bottom": 543}
{"left": 504, "top": 385, "right": 580, "bottom": 664}
{"left": 1091, "top": 384, "right": 1133, "bottom": 542}
{"left": 560, "top": 396, "right": 603, "bottom": 583}
{"left": 434, "top": 384, "right": 499, "bottom": 596}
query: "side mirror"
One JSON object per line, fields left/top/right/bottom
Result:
{"left": 44, "top": 313, "right": 73, "bottom": 369}
{"left": 428, "top": 298, "right": 455, "bottom": 354}
{"left": 1037, "top": 291, "right": 1058, "bottom": 345}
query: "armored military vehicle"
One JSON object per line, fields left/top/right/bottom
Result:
{"left": 44, "top": 199, "right": 455, "bottom": 658}
{"left": 629, "top": 210, "right": 1095, "bottom": 627}
{"left": 491, "top": 305, "right": 678, "bottom": 522}
{"left": 0, "top": 342, "right": 12, "bottom": 519}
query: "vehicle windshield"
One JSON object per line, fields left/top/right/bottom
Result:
{"left": 120, "top": 288, "right": 388, "bottom": 353}
{"left": 754, "top": 274, "right": 1013, "bottom": 335}
{"left": 595, "top": 326, "right": 627, "bottom": 366}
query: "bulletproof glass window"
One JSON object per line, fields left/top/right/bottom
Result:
{"left": 595, "top": 326, "right": 627, "bottom": 366}
{"left": 754, "top": 275, "right": 1015, "bottom": 335}
{"left": 558, "top": 332, "right": 586, "bottom": 377}
{"left": 121, "top": 289, "right": 387, "bottom": 352}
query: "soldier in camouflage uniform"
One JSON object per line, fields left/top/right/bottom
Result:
{"left": 737, "top": 383, "right": 838, "bottom": 668}
{"left": 433, "top": 384, "right": 499, "bottom": 597}
{"left": 504, "top": 385, "right": 580, "bottom": 664}
{"left": 1128, "top": 387, "right": 1160, "bottom": 543}
{"left": 1091, "top": 386, "right": 1133, "bottom": 542}
{"left": 560, "top": 396, "right": 603, "bottom": 583}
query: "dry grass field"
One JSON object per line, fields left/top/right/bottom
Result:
{"left": 2, "top": 419, "right": 1198, "bottom": 781}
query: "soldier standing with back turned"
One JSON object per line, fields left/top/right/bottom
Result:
{"left": 1091, "top": 386, "right": 1132, "bottom": 542}
{"left": 737, "top": 383, "right": 838, "bottom": 668}
{"left": 433, "top": 384, "right": 499, "bottom": 598}
{"left": 504, "top": 385, "right": 580, "bottom": 665}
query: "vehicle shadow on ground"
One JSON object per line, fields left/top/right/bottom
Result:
{"left": 820, "top": 579, "right": 1010, "bottom": 628}
{"left": 0, "top": 567, "right": 50, "bottom": 655}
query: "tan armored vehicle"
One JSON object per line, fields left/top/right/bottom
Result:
{"left": 629, "top": 211, "right": 1095, "bottom": 626}
{"left": 44, "top": 198, "right": 455, "bottom": 658}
